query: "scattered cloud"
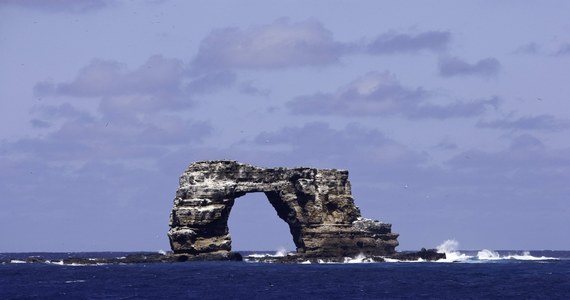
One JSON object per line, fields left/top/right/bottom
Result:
{"left": 554, "top": 43, "right": 570, "bottom": 56}
{"left": 31, "top": 102, "right": 95, "bottom": 122}
{"left": 477, "top": 114, "right": 570, "bottom": 131}
{"left": 287, "top": 71, "right": 497, "bottom": 119}
{"left": 512, "top": 42, "right": 540, "bottom": 55}
{"left": 0, "top": 0, "right": 113, "bottom": 13}
{"left": 438, "top": 56, "right": 501, "bottom": 77}
{"left": 22, "top": 54, "right": 217, "bottom": 163}
{"left": 432, "top": 139, "right": 458, "bottom": 151}
{"left": 509, "top": 134, "right": 544, "bottom": 150}
{"left": 191, "top": 24, "right": 456, "bottom": 70}
{"left": 409, "top": 97, "right": 499, "bottom": 119}
{"left": 35, "top": 55, "right": 185, "bottom": 98}
{"left": 250, "top": 122, "right": 424, "bottom": 169}
{"left": 447, "top": 134, "right": 570, "bottom": 174}
{"left": 30, "top": 118, "right": 52, "bottom": 128}
{"left": 367, "top": 30, "right": 450, "bottom": 54}
{"left": 8, "top": 104, "right": 212, "bottom": 164}
{"left": 185, "top": 71, "right": 236, "bottom": 94}
{"left": 32, "top": 55, "right": 245, "bottom": 115}
{"left": 239, "top": 81, "right": 270, "bottom": 97}
{"left": 191, "top": 18, "right": 349, "bottom": 70}
{"left": 287, "top": 71, "right": 426, "bottom": 116}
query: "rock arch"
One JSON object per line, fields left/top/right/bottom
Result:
{"left": 168, "top": 160, "right": 399, "bottom": 258}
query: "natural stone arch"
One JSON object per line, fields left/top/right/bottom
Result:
{"left": 168, "top": 160, "right": 399, "bottom": 258}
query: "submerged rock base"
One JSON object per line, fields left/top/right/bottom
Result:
{"left": 244, "top": 249, "right": 445, "bottom": 263}
{"left": 1, "top": 250, "right": 444, "bottom": 265}
{"left": 0, "top": 252, "right": 244, "bottom": 265}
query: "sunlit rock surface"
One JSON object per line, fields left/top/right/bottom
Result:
{"left": 168, "top": 160, "right": 400, "bottom": 259}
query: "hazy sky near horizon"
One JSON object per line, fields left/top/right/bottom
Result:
{"left": 1, "top": 0, "right": 569, "bottom": 252}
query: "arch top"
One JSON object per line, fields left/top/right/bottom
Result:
{"left": 168, "top": 160, "right": 399, "bottom": 259}
{"left": 179, "top": 160, "right": 349, "bottom": 188}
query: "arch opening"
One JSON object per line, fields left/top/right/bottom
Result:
{"left": 227, "top": 192, "right": 296, "bottom": 253}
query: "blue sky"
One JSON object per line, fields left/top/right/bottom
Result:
{"left": 1, "top": 0, "right": 569, "bottom": 252}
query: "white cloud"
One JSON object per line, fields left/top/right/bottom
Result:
{"left": 191, "top": 18, "right": 348, "bottom": 70}
{"left": 35, "top": 55, "right": 185, "bottom": 98}
{"left": 287, "top": 71, "right": 497, "bottom": 119}
{"left": 367, "top": 30, "right": 451, "bottom": 54}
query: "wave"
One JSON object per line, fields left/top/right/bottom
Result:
{"left": 65, "top": 280, "right": 86, "bottom": 284}
{"left": 433, "top": 240, "right": 559, "bottom": 263}
{"left": 497, "top": 251, "right": 558, "bottom": 261}
{"left": 343, "top": 253, "right": 375, "bottom": 264}
{"left": 274, "top": 247, "right": 288, "bottom": 257}
{"left": 3, "top": 245, "right": 563, "bottom": 265}
{"left": 9, "top": 259, "right": 27, "bottom": 264}
{"left": 242, "top": 241, "right": 561, "bottom": 264}
{"left": 243, "top": 248, "right": 293, "bottom": 262}
{"left": 41, "top": 259, "right": 109, "bottom": 266}
{"left": 435, "top": 239, "right": 473, "bottom": 262}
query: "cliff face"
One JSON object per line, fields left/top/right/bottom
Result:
{"left": 168, "top": 160, "right": 399, "bottom": 258}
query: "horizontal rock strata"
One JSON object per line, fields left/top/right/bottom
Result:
{"left": 168, "top": 160, "right": 399, "bottom": 258}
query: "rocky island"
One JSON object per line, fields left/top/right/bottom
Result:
{"left": 168, "top": 160, "right": 444, "bottom": 263}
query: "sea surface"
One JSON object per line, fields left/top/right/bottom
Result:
{"left": 1, "top": 247, "right": 569, "bottom": 299}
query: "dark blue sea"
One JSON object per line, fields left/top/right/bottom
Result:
{"left": 1, "top": 250, "right": 569, "bottom": 299}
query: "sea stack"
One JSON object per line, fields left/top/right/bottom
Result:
{"left": 168, "top": 160, "right": 399, "bottom": 259}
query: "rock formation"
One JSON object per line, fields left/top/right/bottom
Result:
{"left": 168, "top": 160, "right": 399, "bottom": 259}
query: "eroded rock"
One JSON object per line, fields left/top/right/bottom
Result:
{"left": 168, "top": 160, "right": 400, "bottom": 258}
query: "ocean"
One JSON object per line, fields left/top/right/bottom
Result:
{"left": 1, "top": 248, "right": 569, "bottom": 299}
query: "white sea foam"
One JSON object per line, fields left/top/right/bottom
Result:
{"left": 158, "top": 249, "right": 167, "bottom": 255}
{"left": 65, "top": 280, "right": 86, "bottom": 284}
{"left": 274, "top": 247, "right": 288, "bottom": 257}
{"left": 246, "top": 248, "right": 291, "bottom": 259}
{"left": 383, "top": 257, "right": 425, "bottom": 263}
{"left": 436, "top": 239, "right": 472, "bottom": 262}
{"left": 44, "top": 260, "right": 99, "bottom": 266}
{"left": 344, "top": 253, "right": 374, "bottom": 263}
{"left": 246, "top": 253, "right": 272, "bottom": 258}
{"left": 434, "top": 239, "right": 559, "bottom": 263}
{"left": 477, "top": 249, "right": 501, "bottom": 260}
{"left": 505, "top": 251, "right": 558, "bottom": 261}
{"left": 10, "top": 260, "right": 26, "bottom": 264}
{"left": 244, "top": 241, "right": 561, "bottom": 264}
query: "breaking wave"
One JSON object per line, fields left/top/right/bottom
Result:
{"left": 274, "top": 247, "right": 288, "bottom": 257}
{"left": 435, "top": 239, "right": 473, "bottom": 262}
{"left": 243, "top": 247, "right": 293, "bottom": 262}
{"left": 433, "top": 239, "right": 559, "bottom": 263}
{"left": 343, "top": 253, "right": 374, "bottom": 264}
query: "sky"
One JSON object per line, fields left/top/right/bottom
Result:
{"left": 1, "top": 0, "right": 569, "bottom": 252}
